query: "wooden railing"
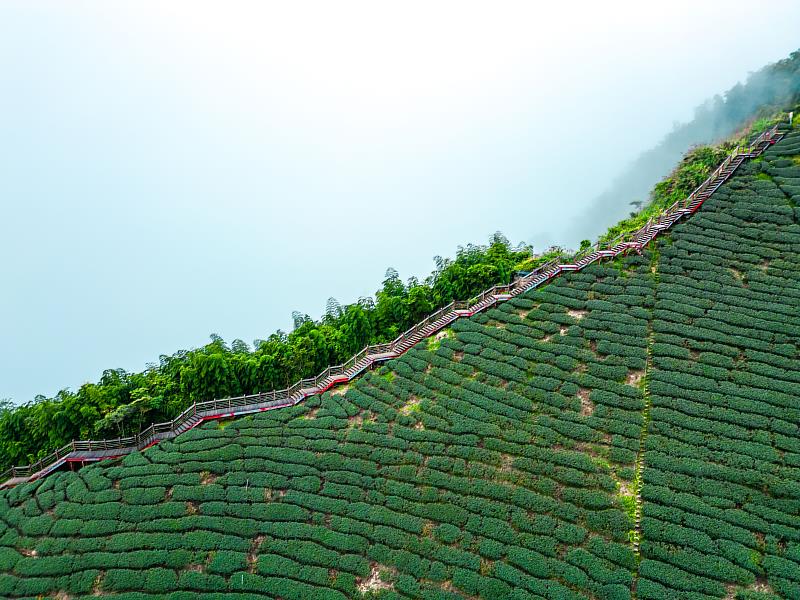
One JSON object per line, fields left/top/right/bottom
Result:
{"left": 0, "top": 125, "right": 783, "bottom": 487}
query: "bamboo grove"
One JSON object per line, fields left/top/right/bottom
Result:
{"left": 0, "top": 130, "right": 797, "bottom": 598}
{"left": 2, "top": 114, "right": 790, "bottom": 474}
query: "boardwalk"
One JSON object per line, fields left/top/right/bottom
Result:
{"left": 0, "top": 125, "right": 783, "bottom": 489}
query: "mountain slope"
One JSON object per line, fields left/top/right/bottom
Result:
{"left": 637, "top": 132, "right": 800, "bottom": 600}
{"left": 0, "top": 131, "right": 797, "bottom": 600}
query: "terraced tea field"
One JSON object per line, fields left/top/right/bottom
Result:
{"left": 0, "top": 131, "right": 798, "bottom": 599}
{"left": 637, "top": 131, "right": 800, "bottom": 600}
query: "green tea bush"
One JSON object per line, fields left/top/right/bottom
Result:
{"left": 207, "top": 550, "right": 247, "bottom": 575}
{"left": 142, "top": 567, "right": 178, "bottom": 593}
{"left": 177, "top": 570, "right": 227, "bottom": 591}
{"left": 1, "top": 133, "right": 798, "bottom": 599}
{"left": 103, "top": 568, "right": 146, "bottom": 591}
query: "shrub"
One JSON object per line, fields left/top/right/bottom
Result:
{"left": 142, "top": 567, "right": 178, "bottom": 593}
{"left": 208, "top": 550, "right": 248, "bottom": 575}
{"left": 102, "top": 568, "right": 146, "bottom": 591}
{"left": 178, "top": 570, "right": 227, "bottom": 591}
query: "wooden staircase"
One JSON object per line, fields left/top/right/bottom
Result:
{"left": 0, "top": 125, "right": 784, "bottom": 489}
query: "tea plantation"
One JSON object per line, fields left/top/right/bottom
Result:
{"left": 0, "top": 132, "right": 798, "bottom": 599}
{"left": 636, "top": 131, "right": 800, "bottom": 600}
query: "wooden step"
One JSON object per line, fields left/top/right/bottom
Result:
{"left": 5, "top": 127, "right": 781, "bottom": 489}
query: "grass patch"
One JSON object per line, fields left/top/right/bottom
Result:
{"left": 427, "top": 328, "right": 453, "bottom": 352}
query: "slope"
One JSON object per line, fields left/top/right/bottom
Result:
{"left": 0, "top": 131, "right": 796, "bottom": 600}
{"left": 636, "top": 130, "right": 800, "bottom": 600}
{"left": 0, "top": 127, "right": 783, "bottom": 489}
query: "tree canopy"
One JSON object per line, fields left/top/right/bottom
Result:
{"left": 0, "top": 234, "right": 534, "bottom": 471}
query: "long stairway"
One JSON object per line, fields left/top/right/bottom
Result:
{"left": 0, "top": 125, "right": 784, "bottom": 489}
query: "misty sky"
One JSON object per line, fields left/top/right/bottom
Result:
{"left": 2, "top": 1, "right": 799, "bottom": 404}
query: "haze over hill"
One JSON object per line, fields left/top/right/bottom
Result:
{"left": 567, "top": 49, "right": 800, "bottom": 243}
{"left": 2, "top": 1, "right": 800, "bottom": 406}
{"left": 0, "top": 126, "right": 797, "bottom": 599}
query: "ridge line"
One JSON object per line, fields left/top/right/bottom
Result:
{"left": 0, "top": 126, "right": 784, "bottom": 489}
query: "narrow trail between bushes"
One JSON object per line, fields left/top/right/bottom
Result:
{"left": 630, "top": 244, "right": 660, "bottom": 598}
{"left": 0, "top": 126, "right": 785, "bottom": 489}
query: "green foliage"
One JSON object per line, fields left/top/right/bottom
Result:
{"left": 636, "top": 130, "right": 800, "bottom": 598}
{"left": 207, "top": 550, "right": 247, "bottom": 575}
{"left": 0, "top": 103, "right": 798, "bottom": 600}
{"left": 599, "top": 114, "right": 792, "bottom": 247}
{"left": 0, "top": 233, "right": 532, "bottom": 470}
{"left": 0, "top": 239, "right": 660, "bottom": 599}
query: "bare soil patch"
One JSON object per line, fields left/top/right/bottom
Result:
{"left": 577, "top": 389, "right": 594, "bottom": 416}
{"left": 567, "top": 309, "right": 587, "bottom": 320}
{"left": 400, "top": 396, "right": 421, "bottom": 415}
{"left": 92, "top": 572, "right": 105, "bottom": 596}
{"left": 617, "top": 478, "right": 633, "bottom": 496}
{"left": 184, "top": 563, "right": 204, "bottom": 573}
{"left": 729, "top": 267, "right": 748, "bottom": 287}
{"left": 264, "top": 489, "right": 286, "bottom": 501}
{"left": 357, "top": 563, "right": 396, "bottom": 595}
{"left": 329, "top": 384, "right": 349, "bottom": 397}
{"left": 626, "top": 370, "right": 645, "bottom": 387}
{"left": 723, "top": 584, "right": 737, "bottom": 600}
{"left": 247, "top": 535, "right": 265, "bottom": 573}
{"left": 750, "top": 579, "right": 775, "bottom": 594}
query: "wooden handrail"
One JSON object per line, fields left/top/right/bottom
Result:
{"left": 0, "top": 125, "right": 782, "bottom": 488}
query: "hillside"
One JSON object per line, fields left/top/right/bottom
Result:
{"left": 0, "top": 129, "right": 798, "bottom": 600}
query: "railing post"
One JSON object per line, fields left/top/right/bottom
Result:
{"left": 0, "top": 131, "right": 785, "bottom": 487}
